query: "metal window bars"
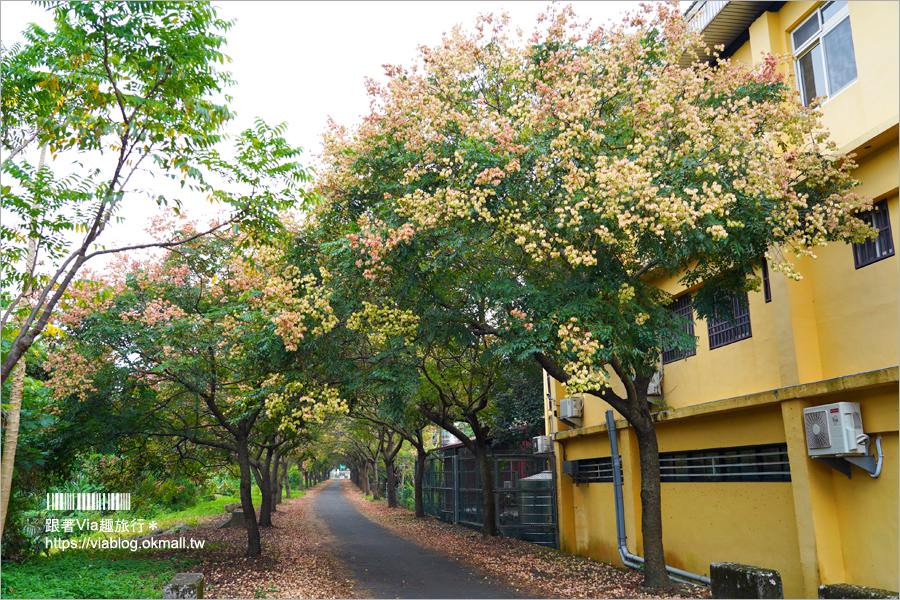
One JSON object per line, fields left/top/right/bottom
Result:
{"left": 853, "top": 199, "right": 895, "bottom": 268}
{"left": 662, "top": 294, "right": 697, "bottom": 364}
{"left": 659, "top": 446, "right": 791, "bottom": 482}
{"left": 708, "top": 291, "right": 752, "bottom": 350}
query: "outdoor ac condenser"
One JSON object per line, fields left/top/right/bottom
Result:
{"left": 559, "top": 396, "right": 583, "bottom": 419}
{"left": 803, "top": 401, "right": 866, "bottom": 456}
{"left": 533, "top": 435, "right": 551, "bottom": 454}
{"left": 647, "top": 371, "right": 663, "bottom": 396}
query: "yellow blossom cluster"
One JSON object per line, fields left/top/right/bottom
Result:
{"left": 266, "top": 382, "right": 348, "bottom": 435}
{"left": 346, "top": 301, "right": 419, "bottom": 347}
{"left": 319, "top": 3, "right": 872, "bottom": 285}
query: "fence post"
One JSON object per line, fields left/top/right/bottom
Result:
{"left": 493, "top": 458, "right": 500, "bottom": 531}
{"left": 547, "top": 455, "right": 559, "bottom": 549}
{"left": 452, "top": 454, "right": 459, "bottom": 525}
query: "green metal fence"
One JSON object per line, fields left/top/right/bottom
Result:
{"left": 421, "top": 448, "right": 558, "bottom": 548}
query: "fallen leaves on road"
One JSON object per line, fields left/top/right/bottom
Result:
{"left": 343, "top": 482, "right": 711, "bottom": 599}
{"left": 150, "top": 487, "right": 356, "bottom": 599}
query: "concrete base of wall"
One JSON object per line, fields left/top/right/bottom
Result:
{"left": 710, "top": 562, "right": 783, "bottom": 599}
{"left": 819, "top": 584, "right": 900, "bottom": 599}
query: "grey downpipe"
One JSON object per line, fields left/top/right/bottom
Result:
{"left": 605, "top": 410, "right": 711, "bottom": 587}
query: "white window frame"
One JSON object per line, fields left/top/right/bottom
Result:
{"left": 791, "top": 1, "right": 858, "bottom": 106}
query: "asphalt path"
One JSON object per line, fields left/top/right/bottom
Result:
{"left": 312, "top": 479, "right": 524, "bottom": 599}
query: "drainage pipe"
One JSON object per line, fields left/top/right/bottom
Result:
{"left": 605, "top": 410, "right": 711, "bottom": 587}
{"left": 871, "top": 434, "right": 883, "bottom": 478}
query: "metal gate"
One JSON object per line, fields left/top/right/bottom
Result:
{"left": 421, "top": 449, "right": 558, "bottom": 548}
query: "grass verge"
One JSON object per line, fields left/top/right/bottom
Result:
{"left": 2, "top": 487, "right": 305, "bottom": 599}
{"left": 1, "top": 549, "right": 202, "bottom": 599}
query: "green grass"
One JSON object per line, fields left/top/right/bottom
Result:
{"left": 150, "top": 486, "right": 303, "bottom": 529}
{"left": 1, "top": 486, "right": 305, "bottom": 599}
{"left": 1, "top": 549, "right": 202, "bottom": 599}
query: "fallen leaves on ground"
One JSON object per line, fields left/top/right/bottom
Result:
{"left": 343, "top": 483, "right": 711, "bottom": 599}
{"left": 148, "top": 486, "right": 356, "bottom": 599}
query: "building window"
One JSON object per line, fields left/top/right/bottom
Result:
{"left": 562, "top": 457, "right": 621, "bottom": 484}
{"left": 708, "top": 291, "right": 752, "bottom": 350}
{"left": 853, "top": 199, "right": 895, "bottom": 268}
{"left": 792, "top": 1, "right": 857, "bottom": 106}
{"left": 662, "top": 294, "right": 696, "bottom": 365}
{"left": 659, "top": 444, "right": 791, "bottom": 483}
{"left": 762, "top": 258, "right": 772, "bottom": 303}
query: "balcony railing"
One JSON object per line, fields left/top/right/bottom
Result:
{"left": 686, "top": 0, "right": 728, "bottom": 33}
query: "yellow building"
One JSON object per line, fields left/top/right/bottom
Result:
{"left": 544, "top": 2, "right": 899, "bottom": 597}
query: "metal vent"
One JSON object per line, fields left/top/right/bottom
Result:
{"left": 804, "top": 411, "right": 831, "bottom": 449}
{"left": 852, "top": 411, "right": 863, "bottom": 430}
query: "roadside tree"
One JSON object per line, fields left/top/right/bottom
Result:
{"left": 1, "top": 2, "right": 304, "bottom": 540}
{"left": 43, "top": 215, "right": 341, "bottom": 556}
{"left": 317, "top": 3, "right": 874, "bottom": 586}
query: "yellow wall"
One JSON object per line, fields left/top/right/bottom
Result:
{"left": 661, "top": 284, "right": 783, "bottom": 409}
{"left": 547, "top": 3, "right": 899, "bottom": 596}
{"left": 551, "top": 381, "right": 899, "bottom": 597}
{"left": 660, "top": 482, "right": 803, "bottom": 597}
{"left": 832, "top": 432, "right": 899, "bottom": 591}
{"left": 741, "top": 2, "right": 900, "bottom": 154}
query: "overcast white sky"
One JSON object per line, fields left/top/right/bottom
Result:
{"left": 0, "top": 1, "right": 648, "bottom": 253}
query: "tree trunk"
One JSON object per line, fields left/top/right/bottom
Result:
{"left": 414, "top": 448, "right": 426, "bottom": 518}
{"left": 272, "top": 454, "right": 282, "bottom": 509}
{"left": 284, "top": 461, "right": 291, "bottom": 499}
{"left": 0, "top": 360, "right": 26, "bottom": 541}
{"left": 473, "top": 438, "right": 498, "bottom": 537}
{"left": 385, "top": 456, "right": 397, "bottom": 508}
{"left": 360, "top": 462, "right": 370, "bottom": 495}
{"left": 371, "top": 459, "right": 380, "bottom": 500}
{"left": 236, "top": 438, "right": 262, "bottom": 557}
{"left": 633, "top": 411, "right": 668, "bottom": 588}
{"left": 252, "top": 448, "right": 274, "bottom": 527}
{"left": 381, "top": 435, "right": 402, "bottom": 508}
{"left": 0, "top": 164, "right": 41, "bottom": 541}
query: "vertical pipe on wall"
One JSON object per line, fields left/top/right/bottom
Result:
{"left": 605, "top": 410, "right": 712, "bottom": 587}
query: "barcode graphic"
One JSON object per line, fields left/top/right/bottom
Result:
{"left": 46, "top": 493, "right": 131, "bottom": 511}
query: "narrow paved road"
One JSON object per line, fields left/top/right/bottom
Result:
{"left": 312, "top": 480, "right": 524, "bottom": 599}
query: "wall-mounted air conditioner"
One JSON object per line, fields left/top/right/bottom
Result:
{"left": 533, "top": 435, "right": 552, "bottom": 454}
{"left": 803, "top": 402, "right": 866, "bottom": 457}
{"left": 559, "top": 396, "right": 584, "bottom": 419}
{"left": 647, "top": 371, "right": 663, "bottom": 396}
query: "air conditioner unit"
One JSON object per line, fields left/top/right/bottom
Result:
{"left": 533, "top": 435, "right": 552, "bottom": 454}
{"left": 803, "top": 402, "right": 866, "bottom": 457}
{"left": 559, "top": 396, "right": 584, "bottom": 419}
{"left": 647, "top": 371, "right": 662, "bottom": 396}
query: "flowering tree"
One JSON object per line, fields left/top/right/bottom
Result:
{"left": 317, "top": 3, "right": 873, "bottom": 586}
{"left": 43, "top": 222, "right": 342, "bottom": 557}
{"left": 0, "top": 2, "right": 311, "bottom": 540}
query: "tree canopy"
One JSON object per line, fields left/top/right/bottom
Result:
{"left": 316, "top": 3, "right": 874, "bottom": 586}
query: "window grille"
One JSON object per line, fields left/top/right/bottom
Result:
{"left": 563, "top": 457, "right": 620, "bottom": 484}
{"left": 659, "top": 444, "right": 791, "bottom": 483}
{"left": 708, "top": 291, "right": 752, "bottom": 350}
{"left": 662, "top": 294, "right": 696, "bottom": 364}
{"left": 762, "top": 258, "right": 772, "bottom": 303}
{"left": 853, "top": 199, "right": 895, "bottom": 268}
